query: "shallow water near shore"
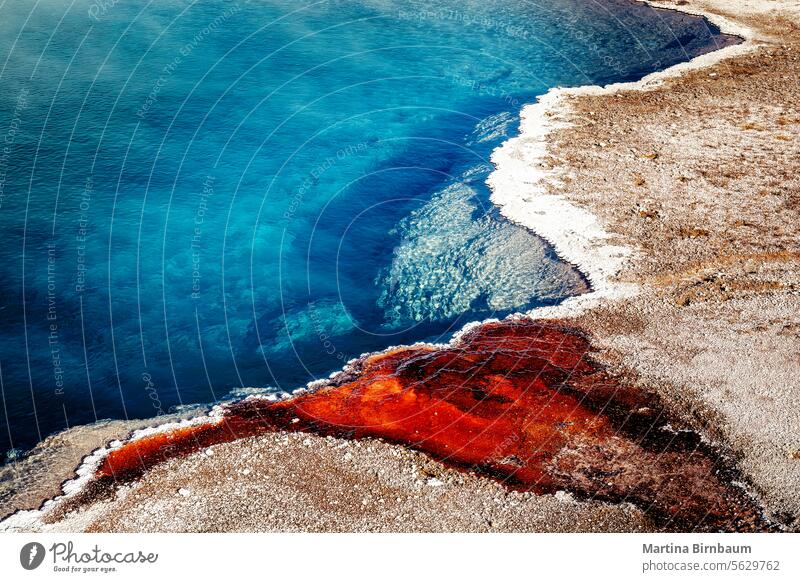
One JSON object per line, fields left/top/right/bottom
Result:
{"left": 0, "top": 0, "right": 737, "bottom": 456}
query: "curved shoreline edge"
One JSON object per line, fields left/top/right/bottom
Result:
{"left": 2, "top": 0, "right": 796, "bottom": 531}
{"left": 489, "top": 0, "right": 756, "bottom": 320}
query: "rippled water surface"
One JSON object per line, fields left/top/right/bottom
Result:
{"left": 0, "top": 0, "right": 736, "bottom": 454}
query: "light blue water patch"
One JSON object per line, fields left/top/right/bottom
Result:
{"left": 0, "top": 0, "right": 737, "bottom": 453}
{"left": 377, "top": 169, "right": 583, "bottom": 326}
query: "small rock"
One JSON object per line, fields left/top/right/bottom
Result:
{"left": 177, "top": 488, "right": 191, "bottom": 497}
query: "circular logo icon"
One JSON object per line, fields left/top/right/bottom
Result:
{"left": 20, "top": 542, "right": 46, "bottom": 570}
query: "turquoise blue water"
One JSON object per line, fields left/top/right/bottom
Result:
{"left": 0, "top": 0, "right": 736, "bottom": 456}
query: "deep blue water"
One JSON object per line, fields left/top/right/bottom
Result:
{"left": 0, "top": 0, "right": 735, "bottom": 456}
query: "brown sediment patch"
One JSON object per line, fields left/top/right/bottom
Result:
{"left": 64, "top": 319, "right": 768, "bottom": 531}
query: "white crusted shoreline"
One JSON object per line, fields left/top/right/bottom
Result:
{"left": 488, "top": 0, "right": 758, "bottom": 319}
{"left": 0, "top": 412, "right": 224, "bottom": 532}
